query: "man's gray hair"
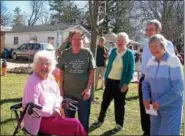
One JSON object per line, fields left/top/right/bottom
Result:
{"left": 117, "top": 32, "right": 130, "bottom": 45}
{"left": 149, "top": 34, "right": 167, "bottom": 50}
{"left": 147, "top": 19, "right": 162, "bottom": 32}
{"left": 99, "top": 37, "right": 106, "bottom": 42}
{"left": 32, "top": 50, "right": 56, "bottom": 73}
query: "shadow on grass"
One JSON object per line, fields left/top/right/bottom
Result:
{"left": 100, "top": 129, "right": 119, "bottom": 136}
{"left": 0, "top": 118, "right": 16, "bottom": 125}
{"left": 126, "top": 96, "right": 138, "bottom": 101}
{"left": 0, "top": 97, "right": 22, "bottom": 105}
{"left": 88, "top": 125, "right": 100, "bottom": 133}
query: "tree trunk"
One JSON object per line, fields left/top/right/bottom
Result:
{"left": 89, "top": 0, "right": 99, "bottom": 101}
{"left": 90, "top": 29, "right": 97, "bottom": 101}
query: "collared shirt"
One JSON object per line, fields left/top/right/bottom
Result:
{"left": 108, "top": 49, "right": 126, "bottom": 80}
{"left": 141, "top": 39, "right": 175, "bottom": 74}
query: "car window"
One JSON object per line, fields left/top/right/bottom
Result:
{"left": 42, "top": 44, "right": 48, "bottom": 50}
{"left": 26, "top": 43, "right": 33, "bottom": 50}
{"left": 19, "top": 44, "right": 27, "bottom": 50}
{"left": 32, "top": 43, "right": 41, "bottom": 50}
{"left": 42, "top": 44, "right": 54, "bottom": 51}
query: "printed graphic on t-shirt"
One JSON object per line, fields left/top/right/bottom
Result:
{"left": 68, "top": 59, "right": 85, "bottom": 74}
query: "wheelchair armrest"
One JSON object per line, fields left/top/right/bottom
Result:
{"left": 10, "top": 103, "right": 22, "bottom": 111}
{"left": 62, "top": 98, "right": 78, "bottom": 111}
{"left": 27, "top": 102, "right": 42, "bottom": 116}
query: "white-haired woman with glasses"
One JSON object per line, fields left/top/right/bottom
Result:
{"left": 22, "top": 50, "right": 86, "bottom": 136}
{"left": 91, "top": 32, "right": 135, "bottom": 133}
{"left": 142, "top": 34, "right": 184, "bottom": 135}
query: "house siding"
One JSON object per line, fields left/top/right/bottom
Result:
{"left": 5, "top": 25, "right": 91, "bottom": 49}
{"left": 5, "top": 31, "right": 62, "bottom": 49}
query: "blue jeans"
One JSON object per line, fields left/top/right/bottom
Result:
{"left": 64, "top": 95, "right": 91, "bottom": 133}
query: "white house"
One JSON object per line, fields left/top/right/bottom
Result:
{"left": 5, "top": 23, "right": 91, "bottom": 49}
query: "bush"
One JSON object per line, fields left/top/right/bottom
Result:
{"left": 7, "top": 67, "right": 33, "bottom": 74}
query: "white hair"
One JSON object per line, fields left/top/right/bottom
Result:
{"left": 147, "top": 19, "right": 162, "bottom": 32}
{"left": 117, "top": 32, "right": 130, "bottom": 45}
{"left": 149, "top": 34, "right": 167, "bottom": 50}
{"left": 32, "top": 50, "right": 56, "bottom": 73}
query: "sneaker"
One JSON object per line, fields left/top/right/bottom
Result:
{"left": 111, "top": 124, "right": 123, "bottom": 133}
{"left": 91, "top": 121, "right": 102, "bottom": 128}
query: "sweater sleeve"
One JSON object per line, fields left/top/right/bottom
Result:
{"left": 104, "top": 48, "right": 115, "bottom": 79}
{"left": 157, "top": 56, "right": 184, "bottom": 107}
{"left": 142, "top": 67, "right": 151, "bottom": 101}
{"left": 125, "top": 51, "right": 135, "bottom": 84}
{"left": 54, "top": 85, "right": 63, "bottom": 109}
{"left": 23, "top": 81, "right": 53, "bottom": 117}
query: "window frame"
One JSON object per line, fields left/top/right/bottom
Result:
{"left": 14, "top": 37, "right": 19, "bottom": 45}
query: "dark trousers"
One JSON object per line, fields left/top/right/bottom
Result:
{"left": 138, "top": 75, "right": 150, "bottom": 135}
{"left": 64, "top": 96, "right": 91, "bottom": 134}
{"left": 98, "top": 78, "right": 128, "bottom": 127}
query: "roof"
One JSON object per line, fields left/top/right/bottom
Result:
{"left": 6, "top": 23, "right": 73, "bottom": 33}
{"left": 102, "top": 32, "right": 117, "bottom": 42}
{"left": 1, "top": 26, "right": 12, "bottom": 31}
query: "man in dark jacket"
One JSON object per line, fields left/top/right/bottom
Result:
{"left": 95, "top": 37, "right": 108, "bottom": 89}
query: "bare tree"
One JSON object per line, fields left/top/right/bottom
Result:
{"left": 137, "top": 0, "right": 184, "bottom": 51}
{"left": 39, "top": 11, "right": 51, "bottom": 24}
{"left": 27, "top": 1, "right": 46, "bottom": 26}
{"left": 12, "top": 7, "right": 25, "bottom": 27}
{"left": 1, "top": 1, "right": 11, "bottom": 26}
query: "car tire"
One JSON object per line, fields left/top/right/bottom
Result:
{"left": 12, "top": 53, "right": 17, "bottom": 60}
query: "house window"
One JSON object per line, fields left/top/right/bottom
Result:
{"left": 48, "top": 37, "right": 54, "bottom": 45}
{"left": 14, "top": 37, "right": 18, "bottom": 45}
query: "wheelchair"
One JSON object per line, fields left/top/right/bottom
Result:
{"left": 10, "top": 98, "right": 78, "bottom": 136}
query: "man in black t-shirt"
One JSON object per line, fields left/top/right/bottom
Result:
{"left": 95, "top": 37, "right": 108, "bottom": 89}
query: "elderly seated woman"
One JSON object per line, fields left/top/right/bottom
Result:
{"left": 22, "top": 50, "right": 86, "bottom": 136}
{"left": 142, "top": 34, "right": 184, "bottom": 135}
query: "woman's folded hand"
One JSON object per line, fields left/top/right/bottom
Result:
{"left": 143, "top": 100, "right": 150, "bottom": 110}
{"left": 52, "top": 108, "right": 62, "bottom": 117}
{"left": 152, "top": 101, "right": 160, "bottom": 111}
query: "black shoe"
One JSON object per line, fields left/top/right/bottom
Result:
{"left": 143, "top": 132, "right": 150, "bottom": 136}
{"left": 91, "top": 121, "right": 102, "bottom": 128}
{"left": 111, "top": 124, "right": 123, "bottom": 134}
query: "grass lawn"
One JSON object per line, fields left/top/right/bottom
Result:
{"left": 1, "top": 73, "right": 184, "bottom": 135}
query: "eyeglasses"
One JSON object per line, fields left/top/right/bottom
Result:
{"left": 38, "top": 61, "right": 51, "bottom": 66}
{"left": 145, "top": 28, "right": 156, "bottom": 32}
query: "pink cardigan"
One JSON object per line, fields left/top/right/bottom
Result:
{"left": 22, "top": 72, "right": 63, "bottom": 135}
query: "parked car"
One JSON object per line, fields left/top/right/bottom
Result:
{"left": 11, "top": 43, "right": 55, "bottom": 61}
{"left": 3, "top": 48, "right": 13, "bottom": 59}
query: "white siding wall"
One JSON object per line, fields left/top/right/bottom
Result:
{"left": 5, "top": 26, "right": 90, "bottom": 49}
{"left": 5, "top": 31, "right": 63, "bottom": 49}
